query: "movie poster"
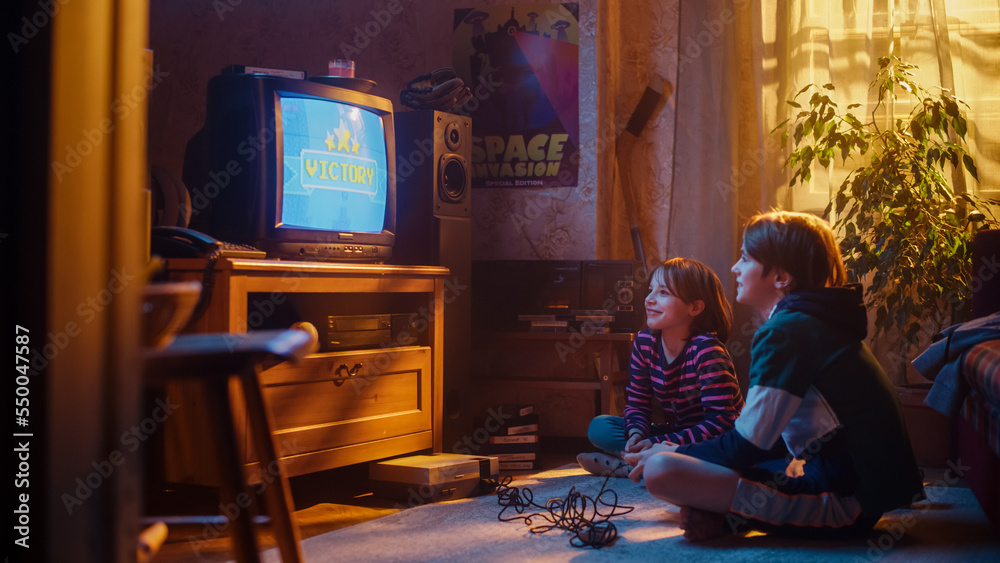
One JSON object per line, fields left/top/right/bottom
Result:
{"left": 453, "top": 4, "right": 579, "bottom": 189}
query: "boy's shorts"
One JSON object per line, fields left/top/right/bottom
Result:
{"left": 727, "top": 453, "right": 880, "bottom": 538}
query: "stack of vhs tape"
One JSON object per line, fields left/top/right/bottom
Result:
{"left": 479, "top": 404, "right": 541, "bottom": 472}
{"left": 517, "top": 311, "right": 616, "bottom": 333}
{"left": 518, "top": 314, "right": 568, "bottom": 333}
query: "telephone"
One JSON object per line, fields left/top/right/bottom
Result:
{"left": 151, "top": 226, "right": 222, "bottom": 258}
{"left": 148, "top": 227, "right": 266, "bottom": 332}
{"left": 150, "top": 226, "right": 266, "bottom": 259}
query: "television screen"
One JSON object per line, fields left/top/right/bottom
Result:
{"left": 278, "top": 95, "right": 389, "bottom": 234}
{"left": 186, "top": 73, "right": 397, "bottom": 262}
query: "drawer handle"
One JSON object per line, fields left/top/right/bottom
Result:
{"left": 332, "top": 362, "right": 364, "bottom": 386}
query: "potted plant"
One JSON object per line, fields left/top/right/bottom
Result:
{"left": 774, "top": 55, "right": 998, "bottom": 386}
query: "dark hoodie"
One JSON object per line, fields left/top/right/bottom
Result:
{"left": 677, "top": 286, "right": 923, "bottom": 520}
{"left": 775, "top": 284, "right": 869, "bottom": 341}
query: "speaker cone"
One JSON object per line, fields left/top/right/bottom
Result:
{"left": 438, "top": 154, "right": 468, "bottom": 204}
{"left": 444, "top": 120, "right": 462, "bottom": 152}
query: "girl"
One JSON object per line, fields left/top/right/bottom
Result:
{"left": 624, "top": 211, "right": 923, "bottom": 540}
{"left": 577, "top": 258, "right": 744, "bottom": 478}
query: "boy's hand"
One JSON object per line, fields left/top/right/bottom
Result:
{"left": 785, "top": 457, "right": 806, "bottom": 478}
{"left": 622, "top": 442, "right": 679, "bottom": 482}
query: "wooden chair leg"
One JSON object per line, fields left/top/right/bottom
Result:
{"left": 205, "top": 377, "right": 261, "bottom": 563}
{"left": 241, "top": 362, "right": 303, "bottom": 563}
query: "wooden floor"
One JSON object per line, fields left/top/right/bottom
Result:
{"left": 144, "top": 443, "right": 583, "bottom": 562}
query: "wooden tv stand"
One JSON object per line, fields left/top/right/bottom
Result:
{"left": 158, "top": 258, "right": 447, "bottom": 485}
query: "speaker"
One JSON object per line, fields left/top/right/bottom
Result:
{"left": 582, "top": 260, "right": 644, "bottom": 333}
{"left": 392, "top": 110, "right": 472, "bottom": 451}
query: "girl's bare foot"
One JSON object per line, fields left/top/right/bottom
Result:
{"left": 576, "top": 452, "right": 632, "bottom": 478}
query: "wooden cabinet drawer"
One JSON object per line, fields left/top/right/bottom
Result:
{"left": 160, "top": 260, "right": 446, "bottom": 485}
{"left": 251, "top": 346, "right": 433, "bottom": 471}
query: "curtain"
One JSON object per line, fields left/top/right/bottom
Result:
{"left": 756, "top": 0, "right": 1000, "bottom": 213}
{"left": 676, "top": 0, "right": 1000, "bottom": 382}
{"left": 597, "top": 0, "right": 751, "bottom": 381}
{"left": 596, "top": 0, "right": 681, "bottom": 275}
{"left": 598, "top": 1, "right": 998, "bottom": 382}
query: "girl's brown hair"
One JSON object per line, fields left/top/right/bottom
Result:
{"left": 741, "top": 211, "right": 847, "bottom": 291}
{"left": 653, "top": 257, "right": 733, "bottom": 342}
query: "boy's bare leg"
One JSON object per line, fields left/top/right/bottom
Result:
{"left": 641, "top": 452, "right": 741, "bottom": 540}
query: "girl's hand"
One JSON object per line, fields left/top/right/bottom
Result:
{"left": 622, "top": 442, "right": 678, "bottom": 482}
{"left": 624, "top": 433, "right": 645, "bottom": 452}
{"left": 625, "top": 438, "right": 652, "bottom": 453}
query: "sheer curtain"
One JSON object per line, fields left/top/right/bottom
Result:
{"left": 756, "top": 0, "right": 1000, "bottom": 214}
{"left": 662, "top": 0, "right": 1000, "bottom": 381}
{"left": 596, "top": 1, "right": 998, "bottom": 380}
{"left": 752, "top": 0, "right": 999, "bottom": 381}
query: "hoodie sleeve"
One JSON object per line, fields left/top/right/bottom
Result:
{"left": 676, "top": 322, "right": 813, "bottom": 468}
{"left": 674, "top": 426, "right": 775, "bottom": 469}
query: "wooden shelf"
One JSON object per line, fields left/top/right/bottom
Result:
{"left": 489, "top": 331, "right": 635, "bottom": 341}
{"left": 471, "top": 331, "right": 635, "bottom": 434}
{"left": 160, "top": 258, "right": 448, "bottom": 485}
{"left": 166, "top": 257, "right": 449, "bottom": 277}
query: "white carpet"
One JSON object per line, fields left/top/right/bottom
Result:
{"left": 262, "top": 465, "right": 1000, "bottom": 562}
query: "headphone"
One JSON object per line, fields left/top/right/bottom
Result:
{"left": 400, "top": 67, "right": 472, "bottom": 113}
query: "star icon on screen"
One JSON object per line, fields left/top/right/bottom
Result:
{"left": 324, "top": 131, "right": 337, "bottom": 152}
{"left": 337, "top": 129, "right": 351, "bottom": 152}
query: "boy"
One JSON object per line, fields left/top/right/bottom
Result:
{"left": 625, "top": 211, "right": 923, "bottom": 540}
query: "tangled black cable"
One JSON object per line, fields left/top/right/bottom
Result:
{"left": 493, "top": 474, "right": 634, "bottom": 549}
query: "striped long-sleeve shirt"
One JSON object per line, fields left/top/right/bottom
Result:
{"left": 623, "top": 331, "right": 743, "bottom": 445}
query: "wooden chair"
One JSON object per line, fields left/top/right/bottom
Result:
{"left": 144, "top": 329, "right": 312, "bottom": 562}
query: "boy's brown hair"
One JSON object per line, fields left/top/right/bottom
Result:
{"left": 654, "top": 257, "right": 733, "bottom": 342}
{"left": 742, "top": 211, "right": 847, "bottom": 291}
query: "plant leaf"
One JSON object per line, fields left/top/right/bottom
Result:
{"left": 954, "top": 115, "right": 967, "bottom": 137}
{"left": 770, "top": 118, "right": 790, "bottom": 135}
{"left": 944, "top": 99, "right": 959, "bottom": 118}
{"left": 876, "top": 305, "right": 888, "bottom": 328}
{"left": 963, "top": 154, "right": 979, "bottom": 180}
{"left": 768, "top": 54, "right": 1000, "bottom": 347}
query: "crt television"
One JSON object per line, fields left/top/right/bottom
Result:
{"left": 186, "top": 73, "right": 396, "bottom": 262}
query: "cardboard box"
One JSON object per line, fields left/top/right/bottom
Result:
{"left": 369, "top": 453, "right": 499, "bottom": 505}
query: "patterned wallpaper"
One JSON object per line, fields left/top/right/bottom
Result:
{"left": 148, "top": 0, "right": 677, "bottom": 261}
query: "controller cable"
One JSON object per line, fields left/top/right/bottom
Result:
{"left": 492, "top": 474, "right": 634, "bottom": 549}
